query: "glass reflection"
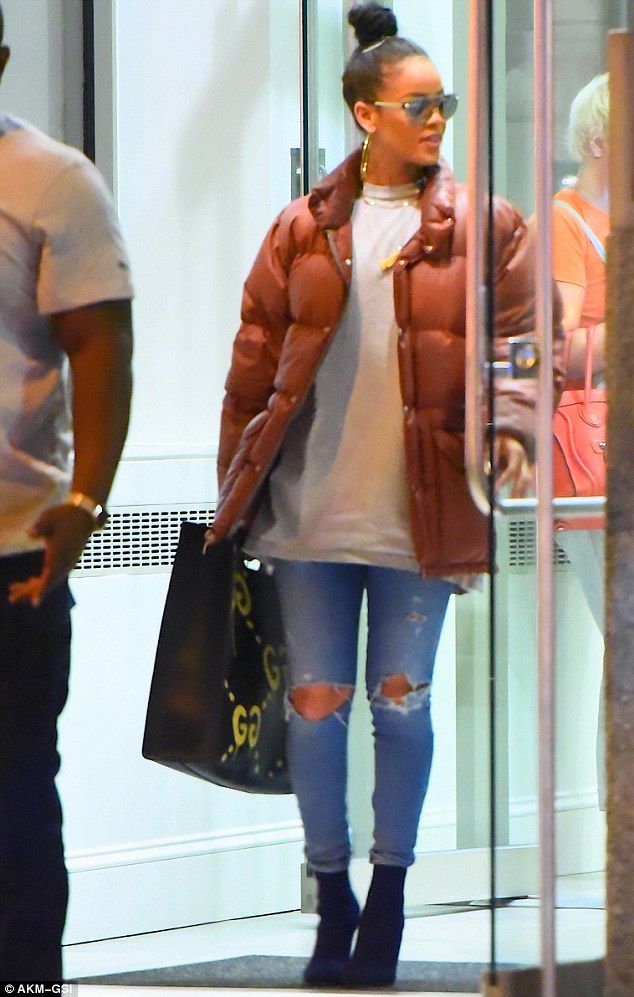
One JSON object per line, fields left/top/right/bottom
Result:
{"left": 489, "top": 0, "right": 613, "bottom": 977}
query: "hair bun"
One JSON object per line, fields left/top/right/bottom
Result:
{"left": 348, "top": 2, "right": 398, "bottom": 49}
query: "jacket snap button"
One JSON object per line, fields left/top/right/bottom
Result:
{"left": 424, "top": 244, "right": 434, "bottom": 254}
{"left": 345, "top": 258, "right": 352, "bottom": 266}
{"left": 403, "top": 405, "right": 409, "bottom": 414}
{"left": 399, "top": 259, "right": 406, "bottom": 266}
{"left": 290, "top": 395, "right": 298, "bottom": 404}
{"left": 323, "top": 325, "right": 331, "bottom": 333}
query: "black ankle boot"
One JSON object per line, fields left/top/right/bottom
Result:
{"left": 343, "top": 864, "right": 406, "bottom": 987}
{"left": 303, "top": 869, "right": 360, "bottom": 985}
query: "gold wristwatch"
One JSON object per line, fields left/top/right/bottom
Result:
{"left": 66, "top": 491, "right": 110, "bottom": 530}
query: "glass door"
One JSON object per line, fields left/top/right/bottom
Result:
{"left": 308, "top": 0, "right": 615, "bottom": 987}
{"left": 466, "top": 0, "right": 620, "bottom": 988}
{"left": 305, "top": 0, "right": 537, "bottom": 931}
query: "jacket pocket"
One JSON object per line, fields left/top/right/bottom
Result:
{"left": 432, "top": 429, "right": 487, "bottom": 565}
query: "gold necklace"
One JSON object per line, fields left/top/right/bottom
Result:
{"left": 360, "top": 182, "right": 420, "bottom": 271}
{"left": 379, "top": 248, "right": 403, "bottom": 272}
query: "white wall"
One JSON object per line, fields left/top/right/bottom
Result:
{"left": 0, "top": 0, "right": 65, "bottom": 137}
{"left": 316, "top": 0, "right": 348, "bottom": 171}
{"left": 113, "top": 0, "right": 300, "bottom": 453}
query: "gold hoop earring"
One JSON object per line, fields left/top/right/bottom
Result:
{"left": 360, "top": 134, "right": 370, "bottom": 183}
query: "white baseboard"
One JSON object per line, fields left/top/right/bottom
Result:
{"left": 509, "top": 788, "right": 599, "bottom": 821}
{"left": 509, "top": 789, "right": 605, "bottom": 876}
{"left": 64, "top": 822, "right": 304, "bottom": 944}
{"left": 65, "top": 820, "right": 304, "bottom": 873}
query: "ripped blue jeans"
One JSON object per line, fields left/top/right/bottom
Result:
{"left": 272, "top": 560, "right": 453, "bottom": 873}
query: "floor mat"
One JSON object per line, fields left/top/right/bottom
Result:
{"left": 76, "top": 954, "right": 506, "bottom": 991}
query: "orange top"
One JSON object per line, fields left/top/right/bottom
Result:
{"left": 552, "top": 188, "right": 609, "bottom": 327}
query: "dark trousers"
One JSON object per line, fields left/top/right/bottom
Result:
{"left": 0, "top": 552, "right": 72, "bottom": 981}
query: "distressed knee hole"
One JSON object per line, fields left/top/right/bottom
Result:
{"left": 380, "top": 673, "right": 415, "bottom": 702}
{"left": 372, "top": 673, "right": 431, "bottom": 712}
{"left": 290, "top": 683, "right": 353, "bottom": 722}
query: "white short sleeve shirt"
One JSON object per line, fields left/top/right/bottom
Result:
{"left": 0, "top": 113, "right": 134, "bottom": 556}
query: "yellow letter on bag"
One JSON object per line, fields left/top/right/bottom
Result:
{"left": 232, "top": 704, "right": 248, "bottom": 746}
{"left": 248, "top": 705, "right": 262, "bottom": 748}
{"left": 263, "top": 645, "right": 281, "bottom": 690}
{"left": 233, "top": 572, "right": 252, "bottom": 617}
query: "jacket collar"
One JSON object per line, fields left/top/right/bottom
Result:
{"left": 308, "top": 147, "right": 456, "bottom": 262}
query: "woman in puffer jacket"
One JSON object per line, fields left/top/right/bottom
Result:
{"left": 208, "top": 2, "right": 563, "bottom": 987}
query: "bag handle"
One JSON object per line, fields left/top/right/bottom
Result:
{"left": 553, "top": 200, "right": 606, "bottom": 263}
{"left": 578, "top": 325, "right": 602, "bottom": 431}
{"left": 583, "top": 325, "right": 595, "bottom": 403}
{"left": 561, "top": 324, "right": 595, "bottom": 395}
{"left": 554, "top": 197, "right": 605, "bottom": 409}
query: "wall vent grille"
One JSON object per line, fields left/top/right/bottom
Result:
{"left": 74, "top": 509, "right": 569, "bottom": 575}
{"left": 508, "top": 519, "right": 569, "bottom": 569}
{"left": 74, "top": 505, "right": 215, "bottom": 575}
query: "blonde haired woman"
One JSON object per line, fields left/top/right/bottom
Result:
{"left": 554, "top": 74, "right": 608, "bottom": 378}
{"left": 552, "top": 73, "right": 609, "bottom": 806}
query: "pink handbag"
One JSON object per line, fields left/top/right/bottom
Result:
{"left": 553, "top": 325, "right": 606, "bottom": 530}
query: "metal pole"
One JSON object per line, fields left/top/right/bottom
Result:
{"left": 466, "top": 3, "right": 500, "bottom": 988}
{"left": 534, "top": 1, "right": 557, "bottom": 994}
{"left": 298, "top": 0, "right": 319, "bottom": 195}
{"left": 466, "top": 0, "right": 490, "bottom": 518}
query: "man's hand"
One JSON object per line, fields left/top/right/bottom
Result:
{"left": 8, "top": 504, "right": 94, "bottom": 607}
{"left": 493, "top": 435, "right": 534, "bottom": 497}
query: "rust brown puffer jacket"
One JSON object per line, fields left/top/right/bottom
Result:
{"left": 214, "top": 149, "right": 563, "bottom": 576}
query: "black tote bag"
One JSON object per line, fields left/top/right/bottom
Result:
{"left": 142, "top": 522, "right": 292, "bottom": 794}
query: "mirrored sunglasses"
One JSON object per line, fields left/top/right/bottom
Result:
{"left": 373, "top": 93, "right": 459, "bottom": 122}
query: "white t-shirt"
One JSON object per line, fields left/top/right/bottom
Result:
{"left": 0, "top": 114, "right": 134, "bottom": 556}
{"left": 247, "top": 181, "right": 422, "bottom": 571}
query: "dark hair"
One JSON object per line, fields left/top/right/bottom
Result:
{"left": 0, "top": 4, "right": 4, "bottom": 46}
{"left": 342, "top": 2, "right": 428, "bottom": 115}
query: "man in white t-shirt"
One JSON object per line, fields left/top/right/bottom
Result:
{"left": 0, "top": 6, "right": 134, "bottom": 980}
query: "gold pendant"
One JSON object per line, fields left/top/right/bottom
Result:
{"left": 379, "top": 248, "right": 402, "bottom": 272}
